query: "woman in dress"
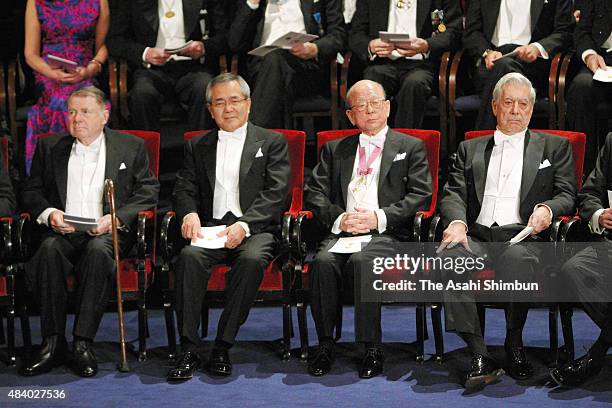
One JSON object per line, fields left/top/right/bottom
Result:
{"left": 24, "top": 0, "right": 109, "bottom": 173}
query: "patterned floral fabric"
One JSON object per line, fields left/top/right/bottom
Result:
{"left": 25, "top": 0, "right": 103, "bottom": 173}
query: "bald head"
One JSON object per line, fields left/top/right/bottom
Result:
{"left": 345, "top": 80, "right": 390, "bottom": 136}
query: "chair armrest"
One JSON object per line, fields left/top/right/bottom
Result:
{"left": 0, "top": 217, "right": 13, "bottom": 262}
{"left": 438, "top": 51, "right": 451, "bottom": 148}
{"left": 548, "top": 53, "right": 563, "bottom": 129}
{"left": 291, "top": 211, "right": 313, "bottom": 263}
{"left": 108, "top": 58, "right": 120, "bottom": 126}
{"left": 118, "top": 59, "right": 129, "bottom": 122}
{"left": 160, "top": 211, "right": 177, "bottom": 264}
{"left": 414, "top": 210, "right": 435, "bottom": 243}
{"left": 557, "top": 52, "right": 574, "bottom": 130}
{"left": 136, "top": 210, "right": 155, "bottom": 259}
{"left": 16, "top": 213, "right": 32, "bottom": 260}
{"left": 427, "top": 214, "right": 443, "bottom": 243}
{"left": 339, "top": 51, "right": 351, "bottom": 105}
{"left": 7, "top": 59, "right": 18, "bottom": 138}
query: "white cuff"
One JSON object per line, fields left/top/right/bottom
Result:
{"left": 331, "top": 212, "right": 346, "bottom": 234}
{"left": 535, "top": 203, "right": 554, "bottom": 222}
{"left": 38, "top": 208, "right": 59, "bottom": 227}
{"left": 236, "top": 221, "right": 251, "bottom": 238}
{"left": 589, "top": 208, "right": 605, "bottom": 235}
{"left": 142, "top": 47, "right": 151, "bottom": 68}
{"left": 375, "top": 209, "right": 387, "bottom": 233}
{"left": 532, "top": 42, "right": 548, "bottom": 59}
{"left": 246, "top": 0, "right": 259, "bottom": 10}
{"left": 449, "top": 219, "right": 468, "bottom": 232}
{"left": 582, "top": 49, "right": 598, "bottom": 64}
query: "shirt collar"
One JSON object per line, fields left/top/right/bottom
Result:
{"left": 218, "top": 122, "right": 248, "bottom": 142}
{"left": 74, "top": 132, "right": 104, "bottom": 156}
{"left": 359, "top": 126, "right": 388, "bottom": 149}
{"left": 494, "top": 128, "right": 526, "bottom": 149}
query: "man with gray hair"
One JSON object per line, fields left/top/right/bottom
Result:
{"left": 20, "top": 86, "right": 160, "bottom": 378}
{"left": 437, "top": 72, "right": 576, "bottom": 388}
{"left": 168, "top": 73, "right": 290, "bottom": 381}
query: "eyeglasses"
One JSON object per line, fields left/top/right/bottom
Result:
{"left": 350, "top": 99, "right": 386, "bottom": 112}
{"left": 209, "top": 97, "right": 248, "bottom": 109}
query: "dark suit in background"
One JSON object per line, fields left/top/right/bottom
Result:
{"left": 23, "top": 130, "right": 159, "bottom": 340}
{"left": 0, "top": 147, "right": 16, "bottom": 217}
{"left": 463, "top": 0, "right": 573, "bottom": 129}
{"left": 107, "top": 0, "right": 228, "bottom": 131}
{"left": 566, "top": 0, "right": 612, "bottom": 174}
{"left": 173, "top": 123, "right": 290, "bottom": 347}
{"left": 439, "top": 131, "right": 576, "bottom": 341}
{"left": 349, "top": 0, "right": 461, "bottom": 128}
{"left": 228, "top": 0, "right": 346, "bottom": 128}
{"left": 304, "top": 130, "right": 431, "bottom": 345}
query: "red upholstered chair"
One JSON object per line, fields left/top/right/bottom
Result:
{"left": 291, "top": 128, "right": 443, "bottom": 361}
{"left": 16, "top": 130, "right": 160, "bottom": 362}
{"left": 160, "top": 129, "right": 306, "bottom": 360}
{"left": 0, "top": 137, "right": 31, "bottom": 366}
{"left": 429, "top": 129, "right": 585, "bottom": 365}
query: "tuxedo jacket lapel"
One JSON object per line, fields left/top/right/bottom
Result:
{"left": 183, "top": 0, "right": 201, "bottom": 37}
{"left": 239, "top": 124, "right": 265, "bottom": 193}
{"left": 104, "top": 131, "right": 121, "bottom": 186}
{"left": 416, "top": 0, "right": 432, "bottom": 33}
{"left": 485, "top": 0, "right": 502, "bottom": 39}
{"left": 530, "top": 0, "right": 545, "bottom": 32}
{"left": 199, "top": 130, "right": 218, "bottom": 194}
{"left": 377, "top": 0, "right": 391, "bottom": 30}
{"left": 520, "top": 131, "right": 545, "bottom": 204}
{"left": 338, "top": 135, "right": 360, "bottom": 209}
{"left": 472, "top": 136, "right": 491, "bottom": 207}
{"left": 378, "top": 132, "right": 401, "bottom": 198}
{"left": 139, "top": 0, "right": 159, "bottom": 34}
{"left": 52, "top": 137, "right": 73, "bottom": 210}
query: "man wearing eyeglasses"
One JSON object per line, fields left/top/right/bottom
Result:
{"left": 167, "top": 73, "right": 290, "bottom": 381}
{"left": 304, "top": 79, "right": 432, "bottom": 378}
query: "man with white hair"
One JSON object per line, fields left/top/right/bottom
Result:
{"left": 438, "top": 72, "right": 576, "bottom": 388}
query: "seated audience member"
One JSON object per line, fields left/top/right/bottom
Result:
{"left": 349, "top": 0, "right": 461, "bottom": 128}
{"left": 304, "top": 79, "right": 432, "bottom": 378}
{"left": 167, "top": 73, "right": 290, "bottom": 381}
{"left": 19, "top": 86, "right": 159, "bottom": 377}
{"left": 24, "top": 0, "right": 110, "bottom": 174}
{"left": 107, "top": 0, "right": 228, "bottom": 131}
{"left": 228, "top": 0, "right": 346, "bottom": 128}
{"left": 463, "top": 0, "right": 573, "bottom": 130}
{"left": 551, "top": 131, "right": 612, "bottom": 387}
{"left": 438, "top": 73, "right": 576, "bottom": 388}
{"left": 566, "top": 0, "right": 612, "bottom": 174}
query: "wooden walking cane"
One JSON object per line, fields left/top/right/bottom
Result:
{"left": 105, "top": 179, "right": 130, "bottom": 372}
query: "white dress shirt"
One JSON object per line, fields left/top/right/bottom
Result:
{"left": 343, "top": 0, "right": 357, "bottom": 24}
{"left": 38, "top": 133, "right": 106, "bottom": 226}
{"left": 589, "top": 208, "right": 607, "bottom": 235}
{"left": 381, "top": 0, "right": 424, "bottom": 61}
{"left": 491, "top": 0, "right": 548, "bottom": 58}
{"left": 581, "top": 31, "right": 612, "bottom": 63}
{"left": 331, "top": 127, "right": 389, "bottom": 234}
{"left": 213, "top": 123, "right": 250, "bottom": 236}
{"left": 248, "top": 0, "right": 307, "bottom": 46}
{"left": 142, "top": 0, "right": 190, "bottom": 64}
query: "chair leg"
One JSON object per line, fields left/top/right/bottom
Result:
{"left": 296, "top": 296, "right": 309, "bottom": 361}
{"left": 415, "top": 304, "right": 425, "bottom": 362}
{"left": 281, "top": 302, "right": 292, "bottom": 361}
{"left": 6, "top": 268, "right": 16, "bottom": 366}
{"left": 137, "top": 296, "right": 147, "bottom": 362}
{"left": 548, "top": 305, "right": 559, "bottom": 367}
{"left": 431, "top": 303, "right": 444, "bottom": 363}
{"left": 0, "top": 310, "right": 5, "bottom": 345}
{"left": 334, "top": 303, "right": 343, "bottom": 341}
{"left": 477, "top": 305, "right": 486, "bottom": 337}
{"left": 560, "top": 305, "right": 575, "bottom": 361}
{"left": 163, "top": 298, "right": 177, "bottom": 361}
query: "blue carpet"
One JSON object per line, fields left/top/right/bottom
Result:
{"left": 1, "top": 306, "right": 611, "bottom": 407}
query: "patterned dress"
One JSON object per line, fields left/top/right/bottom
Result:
{"left": 25, "top": 0, "right": 103, "bottom": 173}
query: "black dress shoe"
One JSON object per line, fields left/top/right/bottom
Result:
{"left": 167, "top": 351, "right": 201, "bottom": 381}
{"left": 308, "top": 345, "right": 334, "bottom": 376}
{"left": 19, "top": 335, "right": 67, "bottom": 377}
{"left": 72, "top": 340, "right": 98, "bottom": 378}
{"left": 465, "top": 354, "right": 505, "bottom": 389}
{"left": 550, "top": 353, "right": 603, "bottom": 388}
{"left": 358, "top": 347, "right": 384, "bottom": 379}
{"left": 505, "top": 346, "right": 534, "bottom": 380}
{"left": 207, "top": 349, "right": 232, "bottom": 376}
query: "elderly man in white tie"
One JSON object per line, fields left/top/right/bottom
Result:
{"left": 20, "top": 86, "right": 159, "bottom": 378}
{"left": 303, "top": 79, "right": 432, "bottom": 378}
{"left": 437, "top": 72, "right": 576, "bottom": 388}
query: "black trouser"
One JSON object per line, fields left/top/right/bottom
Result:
{"left": 363, "top": 59, "right": 436, "bottom": 128}
{"left": 561, "top": 240, "right": 612, "bottom": 344}
{"left": 174, "top": 232, "right": 277, "bottom": 347}
{"left": 128, "top": 60, "right": 214, "bottom": 131}
{"left": 473, "top": 44, "right": 550, "bottom": 130}
{"left": 24, "top": 231, "right": 131, "bottom": 340}
{"left": 247, "top": 50, "right": 325, "bottom": 129}
{"left": 310, "top": 234, "right": 401, "bottom": 345}
{"left": 566, "top": 52, "right": 612, "bottom": 174}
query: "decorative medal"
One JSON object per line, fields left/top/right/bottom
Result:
{"left": 438, "top": 23, "right": 446, "bottom": 32}
{"left": 165, "top": 10, "right": 176, "bottom": 18}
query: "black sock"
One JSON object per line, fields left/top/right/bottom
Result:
{"left": 73, "top": 336, "right": 92, "bottom": 344}
{"left": 180, "top": 337, "right": 198, "bottom": 353}
{"left": 318, "top": 337, "right": 335, "bottom": 351}
{"left": 213, "top": 339, "right": 232, "bottom": 352}
{"left": 459, "top": 331, "right": 489, "bottom": 358}
{"left": 364, "top": 342, "right": 382, "bottom": 351}
{"left": 589, "top": 335, "right": 611, "bottom": 360}
{"left": 504, "top": 328, "right": 524, "bottom": 348}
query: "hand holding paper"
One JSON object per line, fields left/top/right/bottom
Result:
{"left": 328, "top": 235, "right": 372, "bottom": 254}
{"left": 191, "top": 226, "right": 227, "bottom": 249}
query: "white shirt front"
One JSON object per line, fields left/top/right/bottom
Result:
{"left": 37, "top": 133, "right": 106, "bottom": 226}
{"left": 343, "top": 0, "right": 357, "bottom": 23}
{"left": 213, "top": 123, "right": 248, "bottom": 229}
{"left": 475, "top": 129, "right": 526, "bottom": 227}
{"left": 491, "top": 0, "right": 548, "bottom": 58}
{"left": 156, "top": 0, "right": 190, "bottom": 61}
{"left": 386, "top": 0, "right": 423, "bottom": 61}
{"left": 331, "top": 127, "right": 389, "bottom": 234}
{"left": 259, "top": 0, "right": 307, "bottom": 46}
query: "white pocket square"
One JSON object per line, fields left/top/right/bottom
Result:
{"left": 393, "top": 152, "right": 406, "bottom": 162}
{"left": 538, "top": 159, "right": 551, "bottom": 169}
{"left": 255, "top": 147, "right": 264, "bottom": 158}
{"left": 119, "top": 162, "right": 127, "bottom": 170}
